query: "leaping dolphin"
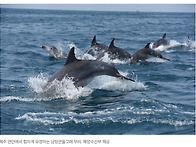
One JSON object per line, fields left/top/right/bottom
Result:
{"left": 130, "top": 42, "right": 170, "bottom": 64}
{"left": 152, "top": 33, "right": 169, "bottom": 48}
{"left": 96, "top": 38, "right": 132, "bottom": 61}
{"left": 41, "top": 45, "right": 67, "bottom": 59}
{"left": 85, "top": 36, "right": 108, "bottom": 58}
{"left": 44, "top": 47, "right": 135, "bottom": 89}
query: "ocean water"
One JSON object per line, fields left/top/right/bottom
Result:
{"left": 0, "top": 8, "right": 195, "bottom": 135}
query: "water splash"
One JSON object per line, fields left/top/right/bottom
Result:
{"left": 82, "top": 53, "right": 96, "bottom": 60}
{"left": 56, "top": 40, "right": 84, "bottom": 59}
{"left": 182, "top": 39, "right": 196, "bottom": 51}
{"left": 153, "top": 39, "right": 195, "bottom": 52}
{"left": 97, "top": 52, "right": 130, "bottom": 64}
{"left": 88, "top": 75, "right": 146, "bottom": 91}
{"left": 42, "top": 77, "right": 93, "bottom": 100}
{"left": 25, "top": 72, "right": 145, "bottom": 101}
{"left": 0, "top": 96, "right": 37, "bottom": 102}
{"left": 28, "top": 73, "right": 48, "bottom": 93}
{"left": 153, "top": 40, "right": 180, "bottom": 52}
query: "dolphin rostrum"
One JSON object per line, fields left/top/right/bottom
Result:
{"left": 130, "top": 42, "right": 170, "bottom": 64}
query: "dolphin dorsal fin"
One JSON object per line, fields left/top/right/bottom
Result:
{"left": 64, "top": 47, "right": 79, "bottom": 66}
{"left": 91, "top": 36, "right": 97, "bottom": 46}
{"left": 144, "top": 42, "right": 151, "bottom": 49}
{"left": 162, "top": 33, "right": 166, "bottom": 39}
{"left": 108, "top": 38, "right": 115, "bottom": 49}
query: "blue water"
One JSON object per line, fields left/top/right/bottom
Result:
{"left": 0, "top": 8, "right": 195, "bottom": 135}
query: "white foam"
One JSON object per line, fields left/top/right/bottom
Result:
{"left": 153, "top": 40, "right": 181, "bottom": 53}
{"left": 49, "top": 78, "right": 93, "bottom": 100}
{"left": 15, "top": 112, "right": 69, "bottom": 125}
{"left": 56, "top": 41, "right": 84, "bottom": 59}
{"left": 146, "top": 57, "right": 167, "bottom": 63}
{"left": 153, "top": 39, "right": 196, "bottom": 52}
{"left": 65, "top": 41, "right": 84, "bottom": 59}
{"left": 148, "top": 118, "right": 195, "bottom": 127}
{"left": 182, "top": 40, "right": 196, "bottom": 51}
{"left": 82, "top": 53, "right": 96, "bottom": 60}
{"left": 15, "top": 107, "right": 194, "bottom": 127}
{"left": 35, "top": 76, "right": 93, "bottom": 100}
{"left": 94, "top": 76, "right": 146, "bottom": 91}
{"left": 0, "top": 96, "right": 36, "bottom": 102}
{"left": 187, "top": 67, "right": 194, "bottom": 71}
{"left": 13, "top": 98, "right": 194, "bottom": 127}
{"left": 26, "top": 71, "right": 145, "bottom": 101}
{"left": 28, "top": 73, "right": 48, "bottom": 93}
{"left": 168, "top": 40, "right": 182, "bottom": 48}
{"left": 98, "top": 52, "right": 130, "bottom": 64}
{"left": 87, "top": 71, "right": 146, "bottom": 91}
{"left": 26, "top": 73, "right": 93, "bottom": 101}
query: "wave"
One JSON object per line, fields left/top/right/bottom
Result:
{"left": 0, "top": 72, "right": 146, "bottom": 102}
{"left": 0, "top": 96, "right": 37, "bottom": 102}
{"left": 37, "top": 72, "right": 145, "bottom": 98}
{"left": 28, "top": 73, "right": 49, "bottom": 93}
{"left": 87, "top": 74, "right": 146, "bottom": 91}
{"left": 96, "top": 52, "right": 130, "bottom": 64}
{"left": 55, "top": 40, "right": 84, "bottom": 59}
{"left": 27, "top": 73, "right": 93, "bottom": 100}
{"left": 15, "top": 102, "right": 194, "bottom": 127}
{"left": 41, "top": 77, "right": 93, "bottom": 100}
{"left": 153, "top": 39, "right": 195, "bottom": 52}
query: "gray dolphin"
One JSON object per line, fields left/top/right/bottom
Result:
{"left": 41, "top": 45, "right": 67, "bottom": 59}
{"left": 152, "top": 33, "right": 169, "bottom": 48}
{"left": 96, "top": 38, "right": 132, "bottom": 61}
{"left": 85, "top": 36, "right": 108, "bottom": 58}
{"left": 186, "top": 35, "right": 191, "bottom": 47}
{"left": 44, "top": 47, "right": 135, "bottom": 89}
{"left": 130, "top": 42, "right": 170, "bottom": 64}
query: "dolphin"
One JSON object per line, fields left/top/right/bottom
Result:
{"left": 85, "top": 36, "right": 108, "bottom": 58}
{"left": 152, "top": 33, "right": 169, "bottom": 48}
{"left": 96, "top": 38, "right": 132, "bottom": 61}
{"left": 41, "top": 45, "right": 67, "bottom": 59}
{"left": 130, "top": 42, "right": 170, "bottom": 64}
{"left": 44, "top": 47, "right": 135, "bottom": 89}
{"left": 186, "top": 35, "right": 191, "bottom": 47}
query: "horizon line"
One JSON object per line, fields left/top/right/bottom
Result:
{"left": 1, "top": 7, "right": 195, "bottom": 13}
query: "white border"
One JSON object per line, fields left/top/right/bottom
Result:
{"left": 0, "top": 1, "right": 195, "bottom": 147}
{"left": 0, "top": 135, "right": 196, "bottom": 147}
{"left": 0, "top": 0, "right": 196, "bottom": 4}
